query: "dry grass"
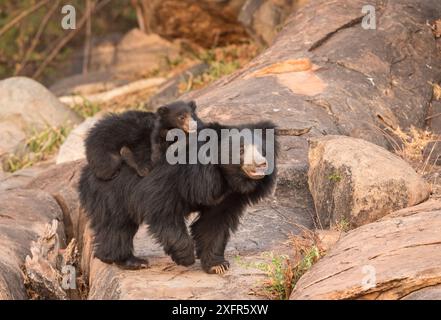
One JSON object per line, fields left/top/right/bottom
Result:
{"left": 4, "top": 124, "right": 71, "bottom": 172}
{"left": 179, "top": 42, "right": 260, "bottom": 93}
{"left": 380, "top": 125, "right": 441, "bottom": 175}
{"left": 432, "top": 82, "right": 441, "bottom": 100}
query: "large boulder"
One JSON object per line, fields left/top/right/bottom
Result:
{"left": 308, "top": 135, "right": 430, "bottom": 228}
{"left": 56, "top": 115, "right": 103, "bottom": 164}
{"left": 0, "top": 189, "right": 64, "bottom": 299}
{"left": 290, "top": 199, "right": 441, "bottom": 300}
{"left": 0, "top": 77, "right": 83, "bottom": 162}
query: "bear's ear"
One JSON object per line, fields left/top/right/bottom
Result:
{"left": 157, "top": 106, "right": 169, "bottom": 115}
{"left": 188, "top": 100, "right": 197, "bottom": 112}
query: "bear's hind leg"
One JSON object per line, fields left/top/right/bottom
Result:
{"left": 91, "top": 152, "right": 123, "bottom": 180}
{"left": 147, "top": 215, "right": 195, "bottom": 267}
{"left": 94, "top": 219, "right": 148, "bottom": 270}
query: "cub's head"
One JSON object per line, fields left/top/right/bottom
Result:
{"left": 157, "top": 100, "right": 198, "bottom": 133}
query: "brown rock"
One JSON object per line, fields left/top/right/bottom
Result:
{"left": 113, "top": 29, "right": 180, "bottom": 77}
{"left": 26, "top": 160, "right": 85, "bottom": 244}
{"left": 402, "top": 285, "right": 441, "bottom": 300}
{"left": 0, "top": 189, "right": 63, "bottom": 299}
{"left": 290, "top": 200, "right": 441, "bottom": 300}
{"left": 308, "top": 135, "right": 430, "bottom": 228}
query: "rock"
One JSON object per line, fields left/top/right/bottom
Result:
{"left": 135, "top": 0, "right": 249, "bottom": 47}
{"left": 113, "top": 29, "right": 180, "bottom": 77}
{"left": 239, "top": 0, "right": 300, "bottom": 45}
{"left": 148, "top": 62, "right": 209, "bottom": 109}
{"left": 290, "top": 200, "right": 441, "bottom": 300}
{"left": 0, "top": 189, "right": 64, "bottom": 299}
{"left": 0, "top": 77, "right": 83, "bottom": 161}
{"left": 308, "top": 135, "right": 430, "bottom": 228}
{"left": 26, "top": 160, "right": 85, "bottom": 243}
{"left": 315, "top": 230, "right": 342, "bottom": 252}
{"left": 402, "top": 285, "right": 441, "bottom": 300}
{"left": 49, "top": 71, "right": 128, "bottom": 97}
{"left": 0, "top": 165, "right": 53, "bottom": 192}
{"left": 56, "top": 115, "right": 103, "bottom": 164}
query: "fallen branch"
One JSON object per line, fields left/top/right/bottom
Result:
{"left": 59, "top": 77, "right": 166, "bottom": 106}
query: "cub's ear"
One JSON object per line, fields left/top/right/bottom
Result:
{"left": 188, "top": 100, "right": 197, "bottom": 112}
{"left": 157, "top": 106, "right": 169, "bottom": 115}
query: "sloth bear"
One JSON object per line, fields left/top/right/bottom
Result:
{"left": 79, "top": 113, "right": 277, "bottom": 273}
{"left": 85, "top": 101, "right": 199, "bottom": 180}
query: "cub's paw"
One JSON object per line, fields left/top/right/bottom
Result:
{"left": 136, "top": 167, "right": 150, "bottom": 177}
{"left": 202, "top": 258, "right": 230, "bottom": 275}
{"left": 116, "top": 256, "right": 149, "bottom": 270}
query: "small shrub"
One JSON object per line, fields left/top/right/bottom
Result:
{"left": 328, "top": 172, "right": 342, "bottom": 182}
{"left": 71, "top": 99, "right": 101, "bottom": 118}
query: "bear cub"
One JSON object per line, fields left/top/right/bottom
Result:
{"left": 85, "top": 100, "right": 200, "bottom": 180}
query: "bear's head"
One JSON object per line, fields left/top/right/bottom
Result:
{"left": 218, "top": 121, "right": 277, "bottom": 195}
{"left": 157, "top": 100, "right": 198, "bottom": 133}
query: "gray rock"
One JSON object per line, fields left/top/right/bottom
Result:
{"left": 402, "top": 285, "right": 441, "bottom": 300}
{"left": 0, "top": 77, "right": 83, "bottom": 161}
{"left": 148, "top": 63, "right": 209, "bottom": 109}
{"left": 56, "top": 115, "right": 103, "bottom": 164}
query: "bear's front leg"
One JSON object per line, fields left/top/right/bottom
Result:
{"left": 191, "top": 195, "right": 246, "bottom": 274}
{"left": 115, "top": 255, "right": 149, "bottom": 270}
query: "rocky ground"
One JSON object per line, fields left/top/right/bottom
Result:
{"left": 0, "top": 0, "right": 440, "bottom": 300}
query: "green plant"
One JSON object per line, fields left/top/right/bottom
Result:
{"left": 5, "top": 124, "right": 71, "bottom": 172}
{"left": 237, "top": 247, "right": 321, "bottom": 300}
{"left": 292, "top": 245, "right": 320, "bottom": 285}
{"left": 328, "top": 172, "right": 342, "bottom": 182}
{"left": 334, "top": 217, "right": 350, "bottom": 232}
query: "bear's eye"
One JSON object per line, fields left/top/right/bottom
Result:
{"left": 179, "top": 115, "right": 186, "bottom": 121}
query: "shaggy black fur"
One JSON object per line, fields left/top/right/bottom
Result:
{"left": 85, "top": 100, "right": 200, "bottom": 180}
{"left": 79, "top": 120, "right": 277, "bottom": 273}
{"left": 85, "top": 110, "right": 156, "bottom": 180}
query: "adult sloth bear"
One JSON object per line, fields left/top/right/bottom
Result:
{"left": 79, "top": 119, "right": 277, "bottom": 274}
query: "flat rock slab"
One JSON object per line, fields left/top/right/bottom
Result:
{"left": 88, "top": 202, "right": 313, "bottom": 300}
{"left": 290, "top": 199, "right": 441, "bottom": 300}
{"left": 0, "top": 189, "right": 63, "bottom": 299}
